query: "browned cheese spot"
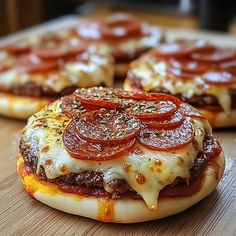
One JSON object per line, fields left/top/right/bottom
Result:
{"left": 136, "top": 173, "right": 146, "bottom": 185}
{"left": 42, "top": 145, "right": 50, "bottom": 153}
{"left": 123, "top": 163, "right": 131, "bottom": 173}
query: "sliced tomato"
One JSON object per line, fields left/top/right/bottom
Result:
{"left": 142, "top": 111, "right": 184, "bottom": 129}
{"left": 202, "top": 71, "right": 236, "bottom": 85}
{"left": 75, "top": 87, "right": 122, "bottom": 109}
{"left": 169, "top": 59, "right": 209, "bottom": 74}
{"left": 60, "top": 95, "right": 100, "bottom": 118}
{"left": 155, "top": 42, "right": 192, "bottom": 58}
{"left": 179, "top": 103, "right": 206, "bottom": 119}
{"left": 138, "top": 119, "right": 194, "bottom": 151}
{"left": 76, "top": 109, "right": 141, "bottom": 144}
{"left": 16, "top": 54, "right": 57, "bottom": 73}
{"left": 127, "top": 100, "right": 177, "bottom": 119}
{"left": 63, "top": 121, "right": 136, "bottom": 161}
{"left": 219, "top": 60, "right": 236, "bottom": 75}
{"left": 191, "top": 48, "right": 236, "bottom": 63}
{"left": 100, "top": 13, "right": 142, "bottom": 40}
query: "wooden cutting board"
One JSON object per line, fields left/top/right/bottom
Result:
{"left": 0, "top": 16, "right": 236, "bottom": 236}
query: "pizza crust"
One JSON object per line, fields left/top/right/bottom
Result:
{"left": 0, "top": 92, "right": 53, "bottom": 119}
{"left": 124, "top": 78, "right": 236, "bottom": 128}
{"left": 17, "top": 152, "right": 225, "bottom": 223}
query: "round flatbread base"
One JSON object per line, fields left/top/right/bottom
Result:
{"left": 0, "top": 92, "right": 54, "bottom": 120}
{"left": 124, "top": 79, "right": 236, "bottom": 128}
{"left": 17, "top": 152, "right": 225, "bottom": 223}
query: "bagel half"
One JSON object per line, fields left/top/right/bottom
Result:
{"left": 17, "top": 152, "right": 224, "bottom": 223}
{"left": 0, "top": 92, "right": 53, "bottom": 120}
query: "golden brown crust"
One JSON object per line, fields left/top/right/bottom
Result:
{"left": 17, "top": 152, "right": 225, "bottom": 223}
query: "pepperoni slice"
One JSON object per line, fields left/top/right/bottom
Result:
{"left": 33, "top": 39, "right": 86, "bottom": 59}
{"left": 75, "top": 22, "right": 101, "bottom": 40}
{"left": 191, "top": 48, "right": 236, "bottom": 63}
{"left": 219, "top": 60, "right": 236, "bottom": 75}
{"left": 179, "top": 103, "right": 206, "bottom": 119}
{"left": 156, "top": 42, "right": 192, "bottom": 58}
{"left": 169, "top": 59, "right": 209, "bottom": 74}
{"left": 16, "top": 54, "right": 57, "bottom": 73}
{"left": 168, "top": 67, "right": 195, "bottom": 80}
{"left": 202, "top": 71, "right": 236, "bottom": 85}
{"left": 114, "top": 89, "right": 181, "bottom": 106}
{"left": 0, "top": 63, "right": 10, "bottom": 72}
{"left": 63, "top": 121, "right": 136, "bottom": 161}
{"left": 138, "top": 119, "right": 194, "bottom": 151}
{"left": 75, "top": 87, "right": 122, "bottom": 109}
{"left": 76, "top": 109, "right": 140, "bottom": 144}
{"left": 127, "top": 100, "right": 177, "bottom": 119}
{"left": 61, "top": 95, "right": 100, "bottom": 118}
{"left": 100, "top": 13, "right": 142, "bottom": 40}
{"left": 0, "top": 42, "right": 30, "bottom": 54}
{"left": 142, "top": 111, "right": 184, "bottom": 129}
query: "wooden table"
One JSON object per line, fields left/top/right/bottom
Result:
{"left": 0, "top": 16, "right": 236, "bottom": 236}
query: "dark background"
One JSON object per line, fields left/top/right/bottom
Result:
{"left": 0, "top": 0, "right": 236, "bottom": 37}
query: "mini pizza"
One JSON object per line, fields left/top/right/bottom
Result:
{"left": 124, "top": 39, "right": 236, "bottom": 128}
{"left": 73, "top": 13, "right": 164, "bottom": 78}
{"left": 17, "top": 87, "right": 224, "bottom": 223}
{"left": 0, "top": 35, "right": 114, "bottom": 119}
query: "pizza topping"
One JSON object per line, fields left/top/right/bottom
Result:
{"left": 63, "top": 120, "right": 136, "bottom": 161}
{"left": 142, "top": 111, "right": 184, "bottom": 129}
{"left": 61, "top": 95, "right": 99, "bottom": 118}
{"left": 127, "top": 100, "right": 177, "bottom": 119}
{"left": 76, "top": 109, "right": 140, "bottom": 144}
{"left": 16, "top": 54, "right": 57, "bottom": 73}
{"left": 0, "top": 42, "right": 30, "bottom": 54}
{"left": 179, "top": 103, "right": 206, "bottom": 119}
{"left": 155, "top": 42, "right": 192, "bottom": 58}
{"left": 138, "top": 118, "right": 194, "bottom": 151}
{"left": 0, "top": 63, "right": 10, "bottom": 72}
{"left": 75, "top": 87, "right": 122, "bottom": 109}
{"left": 219, "top": 60, "right": 236, "bottom": 75}
{"left": 169, "top": 59, "right": 208, "bottom": 74}
{"left": 33, "top": 39, "right": 86, "bottom": 59}
{"left": 191, "top": 48, "right": 236, "bottom": 63}
{"left": 100, "top": 13, "right": 142, "bottom": 40}
{"left": 202, "top": 71, "right": 236, "bottom": 85}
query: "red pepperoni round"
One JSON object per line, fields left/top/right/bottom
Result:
{"left": 33, "top": 39, "right": 86, "bottom": 59}
{"left": 138, "top": 119, "right": 194, "bottom": 151}
{"left": 0, "top": 42, "right": 30, "bottom": 54}
{"left": 76, "top": 22, "right": 101, "bottom": 40}
{"left": 16, "top": 54, "right": 57, "bottom": 73}
{"left": 179, "top": 103, "right": 206, "bottom": 119}
{"left": 75, "top": 87, "right": 122, "bottom": 109}
{"left": 100, "top": 13, "right": 141, "bottom": 40}
{"left": 168, "top": 67, "right": 195, "bottom": 80}
{"left": 61, "top": 95, "right": 100, "bottom": 118}
{"left": 156, "top": 42, "right": 192, "bottom": 58}
{"left": 202, "top": 71, "right": 236, "bottom": 85}
{"left": 127, "top": 100, "right": 177, "bottom": 119}
{"left": 142, "top": 111, "right": 184, "bottom": 129}
{"left": 63, "top": 121, "right": 136, "bottom": 161}
{"left": 114, "top": 89, "right": 181, "bottom": 106}
{"left": 169, "top": 59, "right": 209, "bottom": 74}
{"left": 191, "top": 48, "right": 236, "bottom": 63}
{"left": 0, "top": 63, "right": 10, "bottom": 72}
{"left": 76, "top": 109, "right": 141, "bottom": 144}
{"left": 219, "top": 60, "right": 236, "bottom": 75}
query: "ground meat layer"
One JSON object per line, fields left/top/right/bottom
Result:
{"left": 19, "top": 134, "right": 221, "bottom": 199}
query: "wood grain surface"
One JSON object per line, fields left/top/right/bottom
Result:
{"left": 0, "top": 16, "right": 236, "bottom": 236}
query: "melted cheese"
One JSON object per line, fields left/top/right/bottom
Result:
{"left": 22, "top": 100, "right": 211, "bottom": 210}
{"left": 128, "top": 50, "right": 236, "bottom": 114}
{"left": 87, "top": 26, "right": 163, "bottom": 57}
{"left": 0, "top": 51, "right": 114, "bottom": 92}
